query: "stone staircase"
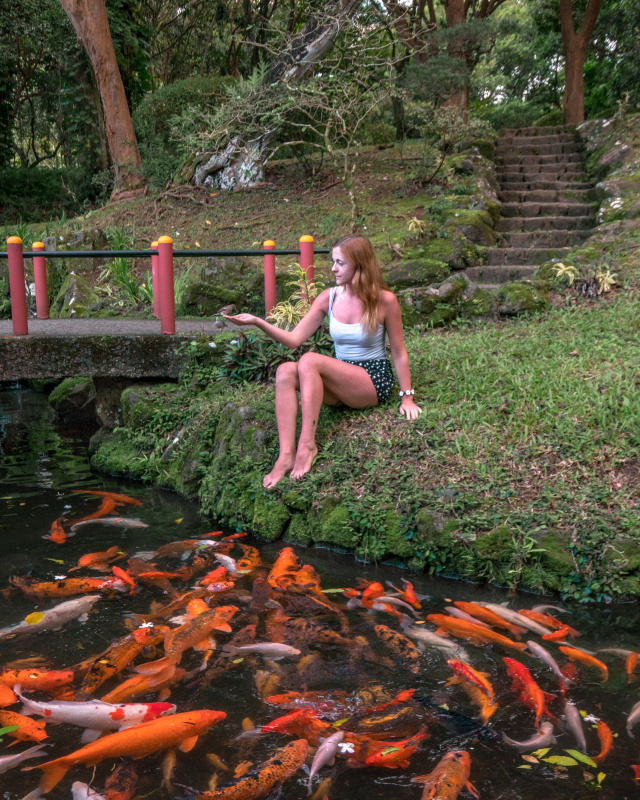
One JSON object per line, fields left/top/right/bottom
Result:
{"left": 465, "top": 125, "right": 597, "bottom": 290}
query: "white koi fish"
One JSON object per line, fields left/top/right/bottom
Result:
{"left": 308, "top": 731, "right": 344, "bottom": 794}
{"left": 0, "top": 744, "right": 47, "bottom": 775}
{"left": 0, "top": 596, "right": 100, "bottom": 640}
{"left": 70, "top": 517, "right": 148, "bottom": 532}
{"left": 503, "top": 721, "right": 556, "bottom": 751}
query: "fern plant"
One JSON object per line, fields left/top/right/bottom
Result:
{"left": 267, "top": 263, "right": 325, "bottom": 330}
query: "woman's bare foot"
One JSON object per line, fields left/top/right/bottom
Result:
{"left": 263, "top": 455, "right": 295, "bottom": 489}
{"left": 291, "top": 443, "right": 318, "bottom": 480}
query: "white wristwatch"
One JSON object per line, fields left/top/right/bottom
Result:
{"left": 399, "top": 389, "right": 414, "bottom": 397}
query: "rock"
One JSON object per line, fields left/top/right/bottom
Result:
{"left": 398, "top": 287, "right": 439, "bottom": 326}
{"left": 94, "top": 379, "right": 155, "bottom": 430}
{"left": 43, "top": 229, "right": 109, "bottom": 275}
{"left": 48, "top": 377, "right": 96, "bottom": 424}
{"left": 180, "top": 281, "right": 245, "bottom": 317}
{"left": 385, "top": 259, "right": 450, "bottom": 290}
{"left": 437, "top": 276, "right": 467, "bottom": 302}
{"left": 598, "top": 143, "right": 632, "bottom": 171}
{"left": 461, "top": 287, "right": 495, "bottom": 317}
{"left": 470, "top": 138, "right": 497, "bottom": 160}
{"left": 50, "top": 273, "right": 100, "bottom": 318}
{"left": 122, "top": 383, "right": 179, "bottom": 428}
{"left": 497, "top": 282, "right": 549, "bottom": 315}
{"left": 443, "top": 208, "right": 497, "bottom": 246}
{"left": 474, "top": 524, "right": 511, "bottom": 561}
{"left": 213, "top": 403, "right": 268, "bottom": 459}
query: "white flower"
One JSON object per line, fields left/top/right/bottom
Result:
{"left": 172, "top": 436, "right": 180, "bottom": 444}
{"left": 138, "top": 622, "right": 154, "bottom": 628}
{"left": 209, "top": 342, "right": 216, "bottom": 348}
{"left": 338, "top": 742, "right": 355, "bottom": 754}
{"left": 54, "top": 575, "right": 66, "bottom": 580}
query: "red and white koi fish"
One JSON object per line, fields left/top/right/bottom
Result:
{"left": 15, "top": 686, "right": 176, "bottom": 743}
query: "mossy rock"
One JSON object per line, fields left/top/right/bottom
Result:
{"left": 281, "top": 491, "right": 311, "bottom": 512}
{"left": 382, "top": 510, "right": 413, "bottom": 558}
{"left": 89, "top": 428, "right": 148, "bottom": 479}
{"left": 532, "top": 110, "right": 565, "bottom": 127}
{"left": 470, "top": 138, "right": 497, "bottom": 160}
{"left": 50, "top": 273, "right": 100, "bottom": 318}
{"left": 617, "top": 575, "right": 640, "bottom": 597}
{"left": 538, "top": 532, "right": 574, "bottom": 577}
{"left": 284, "top": 511, "right": 313, "bottom": 546}
{"left": 424, "top": 304, "right": 457, "bottom": 328}
{"left": 180, "top": 281, "right": 245, "bottom": 316}
{"left": 42, "top": 229, "right": 108, "bottom": 275}
{"left": 213, "top": 403, "right": 269, "bottom": 459}
{"left": 48, "top": 377, "right": 96, "bottom": 423}
{"left": 398, "top": 287, "right": 439, "bottom": 326}
{"left": 461, "top": 288, "right": 495, "bottom": 317}
{"left": 316, "top": 503, "right": 360, "bottom": 548}
{"left": 602, "top": 540, "right": 640, "bottom": 573}
{"left": 474, "top": 525, "right": 512, "bottom": 561}
{"left": 122, "top": 383, "right": 181, "bottom": 429}
{"left": 385, "top": 259, "right": 450, "bottom": 290}
{"left": 442, "top": 209, "right": 497, "bottom": 247}
{"left": 252, "top": 492, "right": 291, "bottom": 541}
{"left": 497, "top": 283, "right": 549, "bottom": 315}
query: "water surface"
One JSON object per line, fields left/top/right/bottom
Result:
{"left": 0, "top": 388, "right": 639, "bottom": 800}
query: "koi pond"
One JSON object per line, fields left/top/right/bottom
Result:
{"left": 0, "top": 386, "right": 639, "bottom": 800}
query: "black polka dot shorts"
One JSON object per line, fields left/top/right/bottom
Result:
{"left": 340, "top": 358, "right": 395, "bottom": 404}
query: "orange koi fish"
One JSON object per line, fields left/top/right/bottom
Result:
{"left": 136, "top": 605, "right": 239, "bottom": 674}
{"left": 627, "top": 652, "right": 639, "bottom": 682}
{"left": 426, "top": 615, "right": 527, "bottom": 652}
{"left": 125, "top": 589, "right": 209, "bottom": 625}
{"left": 0, "top": 668, "right": 73, "bottom": 692}
{"left": 23, "top": 709, "right": 225, "bottom": 794}
{"left": 44, "top": 517, "right": 70, "bottom": 544}
{"left": 12, "top": 574, "right": 129, "bottom": 599}
{"left": 385, "top": 579, "right": 422, "bottom": 610}
{"left": 78, "top": 626, "right": 161, "bottom": 696}
{"left": 447, "top": 660, "right": 495, "bottom": 701}
{"left": 542, "top": 625, "right": 578, "bottom": 642}
{"left": 0, "top": 709, "right": 47, "bottom": 742}
{"left": 73, "top": 497, "right": 120, "bottom": 523}
{"left": 235, "top": 545, "right": 261, "bottom": 573}
{"left": 100, "top": 665, "right": 185, "bottom": 704}
{"left": 454, "top": 601, "right": 528, "bottom": 638}
{"left": 72, "top": 489, "right": 142, "bottom": 506}
{"left": 222, "top": 531, "right": 248, "bottom": 541}
{"left": 358, "top": 580, "right": 385, "bottom": 601}
{"left": 411, "top": 750, "right": 477, "bottom": 800}
{"left": 0, "top": 684, "right": 17, "bottom": 707}
{"left": 559, "top": 646, "right": 608, "bottom": 682}
{"left": 452, "top": 679, "right": 498, "bottom": 723}
{"left": 593, "top": 719, "right": 613, "bottom": 764}
{"left": 104, "top": 758, "right": 138, "bottom": 800}
{"left": 261, "top": 708, "right": 332, "bottom": 746}
{"left": 374, "top": 625, "right": 420, "bottom": 674}
{"left": 504, "top": 657, "right": 553, "bottom": 729}
{"left": 265, "top": 690, "right": 351, "bottom": 718}
{"left": 199, "top": 566, "right": 227, "bottom": 586}
{"left": 267, "top": 547, "right": 301, "bottom": 589}
{"left": 518, "top": 609, "right": 580, "bottom": 637}
{"left": 69, "top": 546, "right": 126, "bottom": 572}
{"left": 197, "top": 739, "right": 308, "bottom": 799}
{"left": 364, "top": 729, "right": 429, "bottom": 769}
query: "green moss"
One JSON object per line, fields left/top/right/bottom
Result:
{"left": 497, "top": 283, "right": 549, "bottom": 315}
{"left": 442, "top": 209, "right": 496, "bottom": 247}
{"left": 252, "top": 492, "right": 291, "bottom": 541}
{"left": 538, "top": 532, "right": 574, "bottom": 577}
{"left": 48, "top": 377, "right": 95, "bottom": 407}
{"left": 89, "top": 428, "right": 148, "bottom": 479}
{"left": 470, "top": 138, "right": 497, "bottom": 159}
{"left": 462, "top": 288, "right": 494, "bottom": 317}
{"left": 474, "top": 525, "right": 512, "bottom": 561}
{"left": 382, "top": 511, "right": 413, "bottom": 558}
{"left": 284, "top": 511, "right": 313, "bottom": 546}
{"left": 316, "top": 503, "right": 361, "bottom": 548}
{"left": 180, "top": 281, "right": 245, "bottom": 316}
{"left": 50, "top": 273, "right": 100, "bottom": 318}
{"left": 385, "top": 259, "right": 450, "bottom": 289}
{"left": 281, "top": 491, "right": 312, "bottom": 512}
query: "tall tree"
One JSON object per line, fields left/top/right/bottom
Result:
{"left": 558, "top": 0, "right": 603, "bottom": 123}
{"left": 59, "top": 0, "right": 145, "bottom": 198}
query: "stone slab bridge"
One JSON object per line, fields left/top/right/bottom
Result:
{"left": 0, "top": 318, "right": 243, "bottom": 382}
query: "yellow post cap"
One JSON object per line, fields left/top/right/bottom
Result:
{"left": 7, "top": 236, "right": 22, "bottom": 244}
{"left": 33, "top": 241, "right": 44, "bottom": 248}
{"left": 299, "top": 235, "right": 314, "bottom": 242}
{"left": 263, "top": 240, "right": 275, "bottom": 247}
{"left": 158, "top": 235, "right": 173, "bottom": 244}
{"left": 151, "top": 240, "right": 159, "bottom": 247}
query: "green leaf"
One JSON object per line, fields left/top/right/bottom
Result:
{"left": 564, "top": 750, "right": 597, "bottom": 767}
{"left": 0, "top": 725, "right": 19, "bottom": 737}
{"left": 517, "top": 764, "right": 532, "bottom": 769}
{"left": 531, "top": 748, "right": 551, "bottom": 758}
{"left": 542, "top": 756, "right": 579, "bottom": 766}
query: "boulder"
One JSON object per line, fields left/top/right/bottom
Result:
{"left": 42, "top": 229, "right": 109, "bottom": 275}
{"left": 497, "top": 282, "right": 549, "bottom": 315}
{"left": 385, "top": 258, "right": 450, "bottom": 290}
{"left": 443, "top": 208, "right": 497, "bottom": 246}
{"left": 50, "top": 273, "right": 100, "bottom": 318}
{"left": 180, "top": 281, "right": 245, "bottom": 316}
{"left": 48, "top": 377, "right": 96, "bottom": 424}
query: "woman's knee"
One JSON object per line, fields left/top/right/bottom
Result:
{"left": 297, "top": 352, "right": 323, "bottom": 374}
{"left": 276, "top": 361, "right": 299, "bottom": 385}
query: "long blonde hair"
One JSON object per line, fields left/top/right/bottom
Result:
{"left": 333, "top": 235, "right": 389, "bottom": 335}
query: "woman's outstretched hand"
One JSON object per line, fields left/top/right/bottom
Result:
{"left": 399, "top": 396, "right": 422, "bottom": 420}
{"left": 223, "top": 313, "right": 259, "bottom": 326}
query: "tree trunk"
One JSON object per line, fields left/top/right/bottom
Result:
{"left": 558, "top": 0, "right": 604, "bottom": 124}
{"left": 442, "top": 0, "right": 469, "bottom": 117}
{"left": 187, "top": 0, "right": 362, "bottom": 190}
{"left": 59, "top": 0, "right": 146, "bottom": 199}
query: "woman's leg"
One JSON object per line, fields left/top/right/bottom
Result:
{"left": 263, "top": 361, "right": 300, "bottom": 489}
{"left": 291, "top": 353, "right": 378, "bottom": 480}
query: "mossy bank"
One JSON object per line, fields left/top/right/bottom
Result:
{"left": 83, "top": 290, "right": 640, "bottom": 603}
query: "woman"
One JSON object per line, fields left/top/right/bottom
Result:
{"left": 224, "top": 234, "right": 422, "bottom": 488}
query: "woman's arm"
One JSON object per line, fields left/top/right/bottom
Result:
{"left": 224, "top": 289, "right": 331, "bottom": 350}
{"left": 382, "top": 291, "right": 422, "bottom": 420}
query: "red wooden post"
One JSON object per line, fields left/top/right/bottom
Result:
{"left": 158, "top": 235, "right": 175, "bottom": 334}
{"left": 151, "top": 240, "right": 160, "bottom": 318}
{"left": 32, "top": 241, "right": 49, "bottom": 319}
{"left": 299, "top": 234, "right": 314, "bottom": 302}
{"left": 264, "top": 240, "right": 276, "bottom": 316}
{"left": 6, "top": 236, "right": 28, "bottom": 335}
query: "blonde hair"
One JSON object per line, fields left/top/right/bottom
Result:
{"left": 333, "top": 235, "right": 389, "bottom": 335}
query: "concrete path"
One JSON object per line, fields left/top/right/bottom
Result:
{"left": 0, "top": 318, "right": 243, "bottom": 337}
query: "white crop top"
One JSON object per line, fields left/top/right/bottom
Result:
{"left": 328, "top": 287, "right": 387, "bottom": 361}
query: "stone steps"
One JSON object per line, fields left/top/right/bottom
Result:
{"left": 501, "top": 201, "right": 595, "bottom": 217}
{"left": 502, "top": 125, "right": 577, "bottom": 136}
{"left": 498, "top": 188, "right": 595, "bottom": 203}
{"left": 499, "top": 152, "right": 584, "bottom": 165}
{"left": 498, "top": 163, "right": 586, "bottom": 177}
{"left": 499, "top": 177, "right": 591, "bottom": 190}
{"left": 499, "top": 133, "right": 577, "bottom": 146}
{"left": 465, "top": 265, "right": 537, "bottom": 283}
{"left": 487, "top": 247, "right": 568, "bottom": 266}
{"left": 495, "top": 215, "right": 595, "bottom": 232}
{"left": 496, "top": 142, "right": 583, "bottom": 157}
{"left": 499, "top": 229, "right": 591, "bottom": 248}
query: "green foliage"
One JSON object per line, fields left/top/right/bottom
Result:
{"left": 134, "top": 76, "right": 230, "bottom": 189}
{"left": 0, "top": 168, "right": 96, "bottom": 224}
{"left": 267, "top": 263, "right": 325, "bottom": 330}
